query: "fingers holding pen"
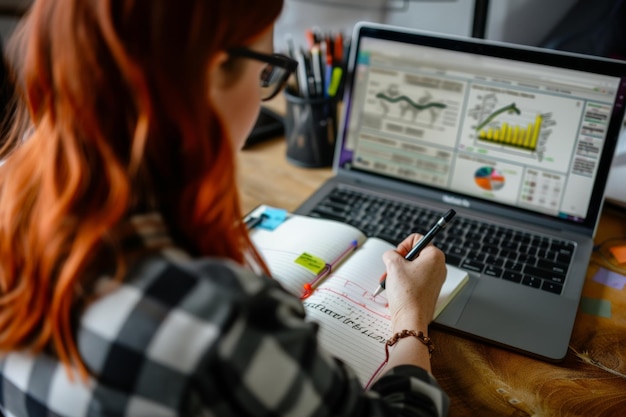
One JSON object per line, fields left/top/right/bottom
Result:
{"left": 396, "top": 233, "right": 429, "bottom": 258}
{"left": 374, "top": 209, "right": 455, "bottom": 297}
{"left": 383, "top": 233, "right": 446, "bottom": 278}
{"left": 382, "top": 234, "right": 447, "bottom": 328}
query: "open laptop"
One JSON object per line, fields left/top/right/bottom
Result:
{"left": 294, "top": 22, "right": 626, "bottom": 361}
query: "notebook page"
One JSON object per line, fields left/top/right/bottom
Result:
{"left": 303, "top": 238, "right": 393, "bottom": 385}
{"left": 248, "top": 209, "right": 469, "bottom": 384}
{"left": 251, "top": 214, "right": 367, "bottom": 296}
{"left": 303, "top": 237, "right": 469, "bottom": 385}
{"left": 435, "top": 264, "right": 469, "bottom": 317}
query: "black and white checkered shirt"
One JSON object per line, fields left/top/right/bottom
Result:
{"left": 0, "top": 213, "right": 449, "bottom": 416}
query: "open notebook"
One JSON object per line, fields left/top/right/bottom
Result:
{"left": 247, "top": 206, "right": 469, "bottom": 386}
{"left": 294, "top": 22, "right": 626, "bottom": 361}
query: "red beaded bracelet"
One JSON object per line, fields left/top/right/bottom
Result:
{"left": 384, "top": 329, "right": 434, "bottom": 361}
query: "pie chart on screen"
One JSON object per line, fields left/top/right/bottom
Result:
{"left": 474, "top": 167, "right": 505, "bottom": 191}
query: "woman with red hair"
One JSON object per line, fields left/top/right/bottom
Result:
{"left": 0, "top": 1, "right": 449, "bottom": 416}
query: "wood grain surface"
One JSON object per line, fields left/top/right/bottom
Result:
{"left": 237, "top": 103, "right": 626, "bottom": 417}
{"left": 430, "top": 208, "right": 626, "bottom": 417}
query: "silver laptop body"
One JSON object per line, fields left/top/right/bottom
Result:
{"left": 295, "top": 22, "right": 626, "bottom": 361}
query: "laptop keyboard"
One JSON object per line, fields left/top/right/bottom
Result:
{"left": 308, "top": 188, "right": 575, "bottom": 295}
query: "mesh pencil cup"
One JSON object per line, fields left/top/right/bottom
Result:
{"left": 284, "top": 90, "right": 338, "bottom": 168}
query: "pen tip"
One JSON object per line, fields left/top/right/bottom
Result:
{"left": 372, "top": 285, "right": 383, "bottom": 298}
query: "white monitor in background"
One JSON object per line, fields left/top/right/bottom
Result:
{"left": 274, "top": 0, "right": 387, "bottom": 48}
{"left": 273, "top": 0, "right": 477, "bottom": 50}
{"left": 605, "top": 128, "right": 626, "bottom": 208}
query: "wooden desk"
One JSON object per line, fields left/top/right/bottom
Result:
{"left": 237, "top": 137, "right": 626, "bottom": 417}
{"left": 237, "top": 136, "right": 333, "bottom": 214}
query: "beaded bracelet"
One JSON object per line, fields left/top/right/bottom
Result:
{"left": 384, "top": 329, "right": 434, "bottom": 361}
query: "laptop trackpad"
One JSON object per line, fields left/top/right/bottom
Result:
{"left": 435, "top": 275, "right": 476, "bottom": 325}
{"left": 436, "top": 276, "right": 576, "bottom": 360}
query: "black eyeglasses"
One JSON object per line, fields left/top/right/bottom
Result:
{"left": 228, "top": 48, "right": 298, "bottom": 101}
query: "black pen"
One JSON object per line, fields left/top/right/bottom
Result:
{"left": 373, "top": 209, "right": 456, "bottom": 297}
{"left": 245, "top": 213, "right": 268, "bottom": 230}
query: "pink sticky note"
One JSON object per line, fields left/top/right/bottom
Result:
{"left": 609, "top": 245, "right": 626, "bottom": 264}
{"left": 592, "top": 267, "right": 626, "bottom": 290}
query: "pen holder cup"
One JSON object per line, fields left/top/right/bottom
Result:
{"left": 284, "top": 90, "right": 338, "bottom": 168}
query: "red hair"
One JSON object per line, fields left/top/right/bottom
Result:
{"left": 0, "top": 0, "right": 282, "bottom": 377}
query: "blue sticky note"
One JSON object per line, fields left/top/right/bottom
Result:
{"left": 592, "top": 267, "right": 626, "bottom": 290}
{"left": 259, "top": 207, "right": 288, "bottom": 231}
{"left": 580, "top": 297, "right": 612, "bottom": 318}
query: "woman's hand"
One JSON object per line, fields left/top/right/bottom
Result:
{"left": 382, "top": 234, "right": 447, "bottom": 333}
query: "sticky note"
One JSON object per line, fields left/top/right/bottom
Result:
{"left": 580, "top": 297, "right": 612, "bottom": 318}
{"left": 592, "top": 267, "right": 626, "bottom": 290}
{"left": 609, "top": 245, "right": 626, "bottom": 264}
{"left": 258, "top": 207, "right": 288, "bottom": 231}
{"left": 295, "top": 252, "right": 327, "bottom": 274}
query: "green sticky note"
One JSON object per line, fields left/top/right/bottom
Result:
{"left": 580, "top": 297, "right": 612, "bottom": 318}
{"left": 295, "top": 252, "right": 326, "bottom": 274}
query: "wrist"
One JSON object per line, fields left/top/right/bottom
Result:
{"left": 386, "top": 329, "right": 434, "bottom": 357}
{"left": 391, "top": 313, "right": 430, "bottom": 334}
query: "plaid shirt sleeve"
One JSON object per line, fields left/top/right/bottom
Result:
{"left": 0, "top": 251, "right": 449, "bottom": 417}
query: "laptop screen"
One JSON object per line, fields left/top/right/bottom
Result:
{"left": 337, "top": 24, "right": 626, "bottom": 228}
